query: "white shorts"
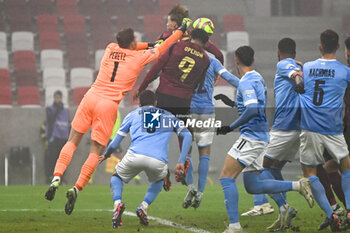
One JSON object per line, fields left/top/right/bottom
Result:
{"left": 265, "top": 130, "right": 300, "bottom": 162}
{"left": 300, "top": 129, "right": 349, "bottom": 166}
{"left": 227, "top": 136, "right": 268, "bottom": 172}
{"left": 115, "top": 150, "right": 168, "bottom": 183}
{"left": 191, "top": 113, "right": 215, "bottom": 147}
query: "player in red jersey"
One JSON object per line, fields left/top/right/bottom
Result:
{"left": 138, "top": 28, "right": 210, "bottom": 184}
{"left": 139, "top": 28, "right": 210, "bottom": 117}
{"left": 157, "top": 4, "right": 224, "bottom": 64}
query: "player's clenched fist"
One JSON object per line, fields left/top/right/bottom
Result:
{"left": 175, "top": 163, "right": 185, "bottom": 176}
{"left": 178, "top": 17, "right": 192, "bottom": 32}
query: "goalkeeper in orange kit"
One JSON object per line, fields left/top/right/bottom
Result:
{"left": 44, "top": 18, "right": 192, "bottom": 215}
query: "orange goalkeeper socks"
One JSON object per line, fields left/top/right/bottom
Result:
{"left": 53, "top": 141, "right": 77, "bottom": 177}
{"left": 75, "top": 153, "right": 99, "bottom": 191}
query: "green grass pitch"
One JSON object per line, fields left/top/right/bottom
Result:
{"left": 0, "top": 185, "right": 330, "bottom": 233}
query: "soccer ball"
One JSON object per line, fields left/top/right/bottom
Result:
{"left": 192, "top": 18, "right": 215, "bottom": 35}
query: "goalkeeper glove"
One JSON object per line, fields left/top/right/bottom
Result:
{"left": 147, "top": 42, "right": 157, "bottom": 48}
{"left": 178, "top": 18, "right": 192, "bottom": 33}
{"left": 214, "top": 94, "right": 235, "bottom": 108}
{"left": 216, "top": 126, "right": 233, "bottom": 135}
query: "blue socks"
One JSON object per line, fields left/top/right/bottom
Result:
{"left": 198, "top": 155, "right": 210, "bottom": 192}
{"left": 243, "top": 171, "right": 293, "bottom": 194}
{"left": 186, "top": 154, "right": 193, "bottom": 186}
{"left": 110, "top": 175, "right": 124, "bottom": 202}
{"left": 341, "top": 170, "right": 350, "bottom": 210}
{"left": 268, "top": 166, "right": 287, "bottom": 200}
{"left": 220, "top": 177, "right": 239, "bottom": 224}
{"left": 309, "top": 176, "right": 333, "bottom": 218}
{"left": 144, "top": 180, "right": 164, "bottom": 205}
{"left": 186, "top": 154, "right": 210, "bottom": 193}
{"left": 253, "top": 194, "right": 269, "bottom": 206}
{"left": 259, "top": 169, "right": 286, "bottom": 208}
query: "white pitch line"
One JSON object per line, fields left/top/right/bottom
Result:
{"left": 0, "top": 209, "right": 212, "bottom": 233}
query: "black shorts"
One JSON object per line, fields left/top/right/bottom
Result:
{"left": 156, "top": 92, "right": 191, "bottom": 121}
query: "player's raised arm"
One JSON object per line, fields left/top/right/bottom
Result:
{"left": 138, "top": 18, "right": 192, "bottom": 66}
{"left": 212, "top": 58, "right": 239, "bottom": 87}
{"left": 205, "top": 40, "right": 224, "bottom": 64}
{"left": 157, "top": 18, "right": 192, "bottom": 54}
{"left": 138, "top": 44, "right": 175, "bottom": 92}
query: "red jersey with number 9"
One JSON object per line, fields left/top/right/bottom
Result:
{"left": 140, "top": 41, "right": 210, "bottom": 99}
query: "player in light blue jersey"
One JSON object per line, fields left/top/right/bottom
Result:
{"left": 99, "top": 90, "right": 192, "bottom": 229}
{"left": 299, "top": 30, "right": 350, "bottom": 232}
{"left": 216, "top": 46, "right": 313, "bottom": 233}
{"left": 258, "top": 38, "right": 304, "bottom": 231}
{"left": 182, "top": 56, "right": 240, "bottom": 209}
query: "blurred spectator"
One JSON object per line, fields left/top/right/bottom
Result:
{"left": 44, "top": 90, "right": 70, "bottom": 184}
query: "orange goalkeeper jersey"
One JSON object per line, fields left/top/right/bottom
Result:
{"left": 88, "top": 30, "right": 183, "bottom": 102}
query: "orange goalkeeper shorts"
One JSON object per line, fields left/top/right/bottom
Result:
{"left": 72, "top": 92, "right": 119, "bottom": 146}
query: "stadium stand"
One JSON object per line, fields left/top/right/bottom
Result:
{"left": 37, "top": 15, "right": 59, "bottom": 34}
{"left": 38, "top": 32, "right": 61, "bottom": 50}
{"left": 158, "top": 0, "right": 179, "bottom": 16}
{"left": 70, "top": 68, "right": 93, "bottom": 88}
{"left": 11, "top": 32, "right": 34, "bottom": 52}
{"left": 342, "top": 14, "right": 350, "bottom": 35}
{"left": 89, "top": 15, "right": 114, "bottom": 49}
{"left": 132, "top": 0, "right": 156, "bottom": 17}
{"left": 63, "top": 14, "right": 86, "bottom": 35}
{"left": 79, "top": 0, "right": 105, "bottom": 17}
{"left": 15, "top": 69, "right": 38, "bottom": 87}
{"left": 91, "top": 27, "right": 114, "bottom": 50}
{"left": 4, "top": 0, "right": 29, "bottom": 17}
{"left": 223, "top": 14, "right": 245, "bottom": 32}
{"left": 0, "top": 69, "right": 11, "bottom": 87}
{"left": 14, "top": 51, "right": 36, "bottom": 71}
{"left": 105, "top": 0, "right": 130, "bottom": 16}
{"left": 0, "top": 50, "right": 8, "bottom": 69}
{"left": 8, "top": 14, "right": 33, "bottom": 32}
{"left": 298, "top": 0, "right": 322, "bottom": 16}
{"left": 30, "top": 0, "right": 55, "bottom": 16}
{"left": 0, "top": 32, "right": 7, "bottom": 51}
{"left": 17, "top": 86, "right": 41, "bottom": 107}
{"left": 94, "top": 50, "right": 105, "bottom": 71}
{"left": 226, "top": 31, "right": 249, "bottom": 52}
{"left": 56, "top": 0, "right": 79, "bottom": 16}
{"left": 40, "top": 49, "right": 64, "bottom": 69}
{"left": 67, "top": 46, "right": 91, "bottom": 68}
{"left": 115, "top": 14, "right": 140, "bottom": 32}
{"left": 73, "top": 87, "right": 90, "bottom": 106}
{"left": 143, "top": 14, "right": 165, "bottom": 41}
{"left": 0, "top": 86, "right": 13, "bottom": 107}
{"left": 43, "top": 68, "right": 66, "bottom": 88}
